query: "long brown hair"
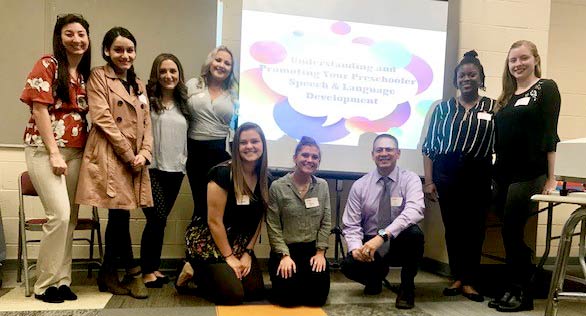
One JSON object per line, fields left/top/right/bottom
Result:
{"left": 497, "top": 40, "right": 542, "bottom": 109}
{"left": 146, "top": 53, "right": 189, "bottom": 118}
{"left": 231, "top": 122, "right": 269, "bottom": 207}
{"left": 53, "top": 14, "right": 91, "bottom": 103}
{"left": 102, "top": 27, "right": 141, "bottom": 95}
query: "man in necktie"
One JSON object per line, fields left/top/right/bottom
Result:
{"left": 341, "top": 134, "right": 425, "bottom": 310}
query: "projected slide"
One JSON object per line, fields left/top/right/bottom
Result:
{"left": 239, "top": 10, "right": 446, "bottom": 150}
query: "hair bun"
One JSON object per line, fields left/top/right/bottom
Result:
{"left": 463, "top": 50, "right": 478, "bottom": 59}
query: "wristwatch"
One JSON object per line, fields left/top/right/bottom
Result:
{"left": 378, "top": 229, "right": 389, "bottom": 242}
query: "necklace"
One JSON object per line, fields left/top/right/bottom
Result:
{"left": 161, "top": 100, "right": 174, "bottom": 110}
{"left": 298, "top": 182, "right": 310, "bottom": 194}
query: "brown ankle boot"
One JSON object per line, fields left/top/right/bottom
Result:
{"left": 122, "top": 273, "right": 148, "bottom": 299}
{"left": 97, "top": 269, "right": 130, "bottom": 295}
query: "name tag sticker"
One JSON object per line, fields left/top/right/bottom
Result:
{"left": 305, "top": 197, "right": 319, "bottom": 208}
{"left": 477, "top": 112, "right": 492, "bottom": 121}
{"left": 391, "top": 197, "right": 403, "bottom": 207}
{"left": 237, "top": 195, "right": 250, "bottom": 205}
{"left": 514, "top": 97, "right": 530, "bottom": 107}
{"left": 138, "top": 94, "right": 148, "bottom": 104}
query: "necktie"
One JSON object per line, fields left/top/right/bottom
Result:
{"left": 378, "top": 177, "right": 392, "bottom": 229}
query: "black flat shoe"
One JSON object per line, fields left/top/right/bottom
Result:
{"left": 156, "top": 275, "right": 170, "bottom": 284}
{"left": 496, "top": 292, "right": 533, "bottom": 313}
{"left": 489, "top": 291, "right": 511, "bottom": 309}
{"left": 442, "top": 287, "right": 461, "bottom": 296}
{"left": 57, "top": 285, "right": 77, "bottom": 301}
{"left": 35, "top": 286, "right": 64, "bottom": 303}
{"left": 144, "top": 278, "right": 164, "bottom": 288}
{"left": 462, "top": 291, "right": 484, "bottom": 302}
{"left": 395, "top": 287, "right": 415, "bottom": 310}
{"left": 363, "top": 282, "right": 382, "bottom": 295}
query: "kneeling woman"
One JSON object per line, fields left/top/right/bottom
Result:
{"left": 266, "top": 136, "right": 331, "bottom": 306}
{"left": 181, "top": 122, "right": 269, "bottom": 305}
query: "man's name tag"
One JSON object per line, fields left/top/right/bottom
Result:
{"left": 514, "top": 97, "right": 530, "bottom": 107}
{"left": 305, "top": 197, "right": 319, "bottom": 208}
{"left": 391, "top": 197, "right": 403, "bottom": 207}
{"left": 237, "top": 195, "right": 250, "bottom": 205}
{"left": 477, "top": 112, "right": 492, "bottom": 121}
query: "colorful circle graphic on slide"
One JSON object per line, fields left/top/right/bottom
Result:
{"left": 250, "top": 41, "right": 287, "bottom": 64}
{"left": 242, "top": 20, "right": 435, "bottom": 142}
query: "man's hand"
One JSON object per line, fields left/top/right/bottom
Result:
{"left": 362, "top": 235, "right": 384, "bottom": 261}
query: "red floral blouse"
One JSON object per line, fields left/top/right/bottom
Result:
{"left": 20, "top": 55, "right": 88, "bottom": 148}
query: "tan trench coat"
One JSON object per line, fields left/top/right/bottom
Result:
{"left": 76, "top": 65, "right": 153, "bottom": 209}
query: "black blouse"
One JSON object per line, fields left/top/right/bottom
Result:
{"left": 494, "top": 79, "right": 561, "bottom": 182}
{"left": 208, "top": 163, "right": 265, "bottom": 238}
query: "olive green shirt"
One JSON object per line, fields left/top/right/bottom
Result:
{"left": 266, "top": 173, "right": 332, "bottom": 256}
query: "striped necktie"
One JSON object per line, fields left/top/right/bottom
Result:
{"left": 378, "top": 176, "right": 392, "bottom": 229}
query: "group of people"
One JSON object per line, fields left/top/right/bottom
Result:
{"left": 19, "top": 14, "right": 332, "bottom": 307}
{"left": 422, "top": 46, "right": 560, "bottom": 313}
{"left": 19, "top": 13, "right": 560, "bottom": 314}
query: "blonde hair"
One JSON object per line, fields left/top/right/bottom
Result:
{"left": 497, "top": 40, "right": 542, "bottom": 109}
{"left": 197, "top": 45, "right": 238, "bottom": 93}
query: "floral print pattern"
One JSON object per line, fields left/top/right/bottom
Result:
{"left": 20, "top": 55, "right": 88, "bottom": 148}
{"left": 185, "top": 216, "right": 252, "bottom": 263}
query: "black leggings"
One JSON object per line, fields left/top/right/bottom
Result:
{"left": 140, "top": 169, "right": 184, "bottom": 274}
{"left": 193, "top": 254, "right": 265, "bottom": 305}
{"left": 103, "top": 209, "right": 136, "bottom": 271}
{"left": 186, "top": 138, "right": 230, "bottom": 220}
{"left": 494, "top": 174, "right": 546, "bottom": 289}
{"left": 268, "top": 242, "right": 330, "bottom": 307}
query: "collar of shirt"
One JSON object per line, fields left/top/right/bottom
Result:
{"left": 374, "top": 166, "right": 399, "bottom": 186}
{"left": 284, "top": 172, "right": 317, "bottom": 198}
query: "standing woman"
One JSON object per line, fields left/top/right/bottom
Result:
{"left": 266, "top": 136, "right": 331, "bottom": 307}
{"left": 76, "top": 27, "right": 153, "bottom": 299}
{"left": 180, "top": 122, "right": 269, "bottom": 305}
{"left": 185, "top": 45, "right": 238, "bottom": 221}
{"left": 422, "top": 50, "right": 495, "bottom": 303}
{"left": 20, "top": 14, "right": 91, "bottom": 303}
{"left": 140, "top": 53, "right": 189, "bottom": 287}
{"left": 489, "top": 40, "right": 560, "bottom": 313}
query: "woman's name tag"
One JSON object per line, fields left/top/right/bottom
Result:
{"left": 514, "top": 97, "right": 530, "bottom": 107}
{"left": 138, "top": 94, "right": 148, "bottom": 104}
{"left": 477, "top": 112, "right": 492, "bottom": 121}
{"left": 237, "top": 195, "right": 250, "bottom": 205}
{"left": 305, "top": 197, "right": 319, "bottom": 208}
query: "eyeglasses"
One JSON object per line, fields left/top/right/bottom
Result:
{"left": 56, "top": 13, "right": 85, "bottom": 21}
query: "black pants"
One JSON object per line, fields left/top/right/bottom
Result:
{"left": 140, "top": 169, "right": 184, "bottom": 274}
{"left": 193, "top": 254, "right": 265, "bottom": 305}
{"left": 268, "top": 242, "right": 330, "bottom": 307}
{"left": 433, "top": 153, "right": 491, "bottom": 286}
{"left": 103, "top": 209, "right": 136, "bottom": 271}
{"left": 494, "top": 174, "right": 546, "bottom": 290}
{"left": 186, "top": 138, "right": 231, "bottom": 220}
{"left": 341, "top": 225, "right": 424, "bottom": 289}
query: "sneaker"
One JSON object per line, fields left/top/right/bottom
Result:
{"left": 35, "top": 286, "right": 64, "bottom": 303}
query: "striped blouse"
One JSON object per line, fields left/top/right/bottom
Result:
{"left": 422, "top": 96, "right": 496, "bottom": 160}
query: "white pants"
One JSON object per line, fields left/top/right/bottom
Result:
{"left": 24, "top": 146, "right": 82, "bottom": 294}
